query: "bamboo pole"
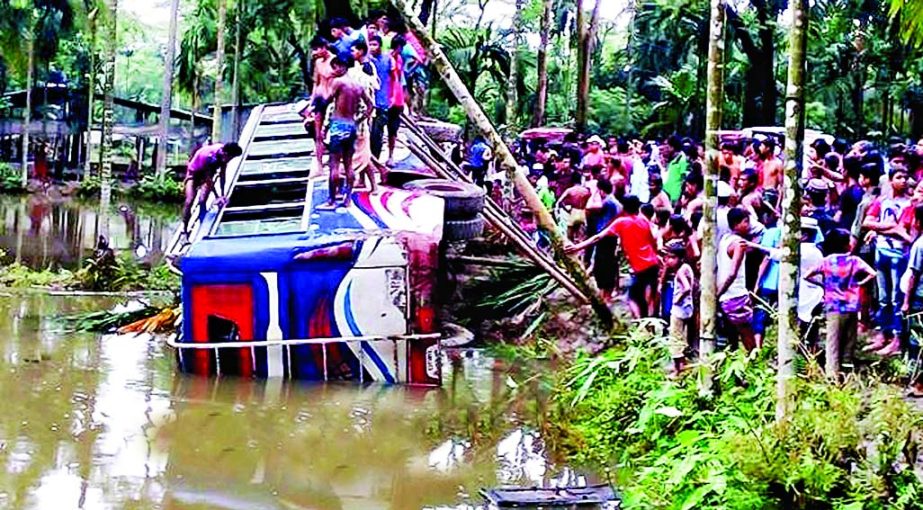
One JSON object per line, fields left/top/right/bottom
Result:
{"left": 777, "top": 0, "right": 808, "bottom": 422}
{"left": 390, "top": 0, "right": 610, "bottom": 327}
{"left": 700, "top": 0, "right": 725, "bottom": 394}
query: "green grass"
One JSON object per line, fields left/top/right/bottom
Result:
{"left": 549, "top": 327, "right": 923, "bottom": 510}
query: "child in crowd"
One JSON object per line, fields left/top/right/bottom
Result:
{"left": 804, "top": 228, "right": 877, "bottom": 378}
{"left": 663, "top": 240, "right": 695, "bottom": 377}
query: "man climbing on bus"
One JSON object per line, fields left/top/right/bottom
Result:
{"left": 182, "top": 142, "right": 243, "bottom": 238}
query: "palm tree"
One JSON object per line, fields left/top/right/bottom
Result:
{"left": 156, "top": 0, "right": 180, "bottom": 175}
{"left": 532, "top": 0, "right": 553, "bottom": 127}
{"left": 0, "top": 0, "right": 76, "bottom": 186}
{"left": 504, "top": 0, "right": 523, "bottom": 131}
{"left": 99, "top": 0, "right": 117, "bottom": 227}
{"left": 890, "top": 0, "right": 923, "bottom": 47}
{"left": 23, "top": 32, "right": 34, "bottom": 188}
{"left": 700, "top": 0, "right": 725, "bottom": 395}
{"left": 777, "top": 0, "right": 808, "bottom": 422}
{"left": 230, "top": 0, "right": 244, "bottom": 137}
{"left": 575, "top": 0, "right": 602, "bottom": 133}
{"left": 83, "top": 4, "right": 98, "bottom": 180}
{"left": 211, "top": 0, "right": 227, "bottom": 143}
{"left": 178, "top": 1, "right": 215, "bottom": 151}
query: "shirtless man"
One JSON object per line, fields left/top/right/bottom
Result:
{"left": 555, "top": 172, "right": 591, "bottom": 241}
{"left": 756, "top": 138, "right": 783, "bottom": 211}
{"left": 322, "top": 56, "right": 373, "bottom": 209}
{"left": 182, "top": 142, "right": 242, "bottom": 236}
{"left": 719, "top": 141, "right": 743, "bottom": 187}
{"left": 306, "top": 36, "right": 336, "bottom": 177}
{"left": 739, "top": 168, "right": 770, "bottom": 234}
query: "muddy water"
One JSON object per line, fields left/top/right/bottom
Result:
{"left": 0, "top": 194, "right": 179, "bottom": 270}
{"left": 0, "top": 293, "right": 597, "bottom": 509}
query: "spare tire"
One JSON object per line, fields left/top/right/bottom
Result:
{"left": 384, "top": 169, "right": 435, "bottom": 188}
{"left": 403, "top": 179, "right": 486, "bottom": 219}
{"left": 444, "top": 216, "right": 485, "bottom": 242}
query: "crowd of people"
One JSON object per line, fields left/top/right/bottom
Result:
{"left": 501, "top": 131, "right": 923, "bottom": 388}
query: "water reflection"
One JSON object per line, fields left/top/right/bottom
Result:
{"left": 0, "top": 194, "right": 179, "bottom": 270}
{"left": 0, "top": 295, "right": 601, "bottom": 509}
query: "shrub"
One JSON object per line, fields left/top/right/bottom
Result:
{"left": 552, "top": 328, "right": 923, "bottom": 509}
{"left": 76, "top": 176, "right": 109, "bottom": 199}
{"left": 76, "top": 252, "right": 179, "bottom": 292}
{"left": 130, "top": 172, "right": 184, "bottom": 202}
{"left": 0, "top": 162, "right": 24, "bottom": 192}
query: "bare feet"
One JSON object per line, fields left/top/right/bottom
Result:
{"left": 907, "top": 383, "right": 923, "bottom": 398}
{"left": 317, "top": 201, "right": 338, "bottom": 211}
{"left": 875, "top": 339, "right": 901, "bottom": 357}
{"left": 863, "top": 332, "right": 888, "bottom": 352}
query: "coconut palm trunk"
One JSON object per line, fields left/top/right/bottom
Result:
{"left": 83, "top": 9, "right": 98, "bottom": 181}
{"left": 156, "top": 0, "right": 180, "bottom": 175}
{"left": 575, "top": 0, "right": 602, "bottom": 134}
{"left": 22, "top": 35, "right": 34, "bottom": 188}
{"left": 230, "top": 0, "right": 243, "bottom": 137}
{"left": 99, "top": 0, "right": 118, "bottom": 237}
{"left": 212, "top": 0, "right": 227, "bottom": 143}
{"left": 532, "top": 0, "right": 552, "bottom": 127}
{"left": 390, "top": 0, "right": 613, "bottom": 328}
{"left": 505, "top": 0, "right": 522, "bottom": 131}
{"left": 777, "top": 0, "right": 808, "bottom": 422}
{"left": 699, "top": 0, "right": 725, "bottom": 394}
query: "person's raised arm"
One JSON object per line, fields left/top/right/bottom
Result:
{"left": 566, "top": 221, "right": 614, "bottom": 254}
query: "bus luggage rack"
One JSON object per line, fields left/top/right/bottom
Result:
{"left": 168, "top": 333, "right": 441, "bottom": 383}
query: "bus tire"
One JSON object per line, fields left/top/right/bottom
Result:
{"left": 403, "top": 179, "right": 486, "bottom": 219}
{"left": 443, "top": 216, "right": 485, "bottom": 242}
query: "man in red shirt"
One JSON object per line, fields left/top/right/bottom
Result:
{"left": 566, "top": 195, "right": 660, "bottom": 317}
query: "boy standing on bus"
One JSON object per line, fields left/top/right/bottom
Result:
{"left": 322, "top": 56, "right": 373, "bottom": 209}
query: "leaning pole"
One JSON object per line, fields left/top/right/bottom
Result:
{"left": 390, "top": 0, "right": 613, "bottom": 329}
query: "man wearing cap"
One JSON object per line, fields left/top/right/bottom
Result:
{"left": 581, "top": 136, "right": 607, "bottom": 173}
